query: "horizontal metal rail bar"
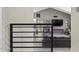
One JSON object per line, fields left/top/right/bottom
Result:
{"left": 13, "top": 46, "right": 43, "bottom": 48}
{"left": 13, "top": 27, "right": 35, "bottom": 28}
{"left": 13, "top": 27, "right": 51, "bottom": 28}
{"left": 13, "top": 41, "right": 42, "bottom": 43}
{"left": 13, "top": 37, "right": 70, "bottom": 38}
{"left": 13, "top": 31, "right": 51, "bottom": 33}
{"left": 11, "top": 23, "right": 52, "bottom": 25}
{"left": 53, "top": 37, "right": 71, "bottom": 39}
{"left": 13, "top": 36, "right": 51, "bottom": 38}
{"left": 13, "top": 36, "right": 70, "bottom": 39}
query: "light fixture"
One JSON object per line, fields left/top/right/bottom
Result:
{"left": 33, "top": 19, "right": 36, "bottom": 22}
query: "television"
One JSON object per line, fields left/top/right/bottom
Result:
{"left": 52, "top": 19, "right": 63, "bottom": 26}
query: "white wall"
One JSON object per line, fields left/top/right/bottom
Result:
{"left": 2, "top": 7, "right": 34, "bottom": 52}
{"left": 71, "top": 7, "right": 79, "bottom": 51}
{"left": 0, "top": 8, "right": 2, "bottom": 51}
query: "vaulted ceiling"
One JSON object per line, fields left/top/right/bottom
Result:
{"left": 33, "top": 7, "right": 71, "bottom": 14}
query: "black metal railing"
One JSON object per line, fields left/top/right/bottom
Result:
{"left": 10, "top": 23, "right": 71, "bottom": 52}
{"left": 10, "top": 23, "right": 53, "bottom": 52}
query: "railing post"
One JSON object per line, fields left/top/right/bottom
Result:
{"left": 51, "top": 21, "right": 53, "bottom": 52}
{"left": 10, "top": 24, "right": 13, "bottom": 52}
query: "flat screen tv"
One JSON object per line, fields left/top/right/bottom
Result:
{"left": 52, "top": 19, "right": 63, "bottom": 26}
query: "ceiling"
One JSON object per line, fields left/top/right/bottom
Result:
{"left": 33, "top": 7, "right": 71, "bottom": 14}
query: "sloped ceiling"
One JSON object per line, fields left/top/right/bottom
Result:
{"left": 33, "top": 7, "right": 71, "bottom": 14}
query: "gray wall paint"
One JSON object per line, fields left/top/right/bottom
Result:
{"left": 0, "top": 8, "right": 2, "bottom": 51}
{"left": 71, "top": 7, "right": 79, "bottom": 52}
{"left": 2, "top": 7, "right": 34, "bottom": 52}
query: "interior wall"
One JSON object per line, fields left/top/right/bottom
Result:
{"left": 2, "top": 7, "right": 34, "bottom": 52}
{"left": 0, "top": 8, "right": 2, "bottom": 51}
{"left": 71, "top": 7, "right": 79, "bottom": 52}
